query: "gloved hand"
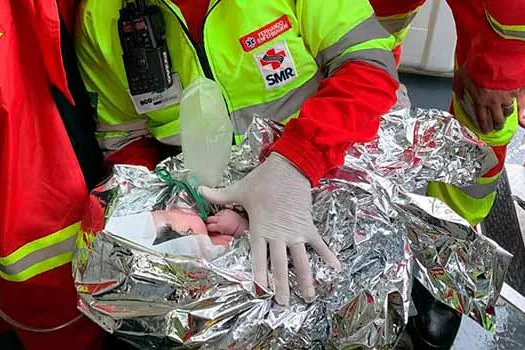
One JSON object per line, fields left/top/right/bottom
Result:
{"left": 454, "top": 65, "right": 519, "bottom": 133}
{"left": 199, "top": 153, "right": 341, "bottom": 305}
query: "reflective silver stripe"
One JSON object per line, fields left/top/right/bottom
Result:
{"left": 486, "top": 12, "right": 525, "bottom": 40}
{"left": 378, "top": 12, "right": 418, "bottom": 34}
{"left": 0, "top": 235, "right": 76, "bottom": 275}
{"left": 479, "top": 151, "right": 499, "bottom": 176}
{"left": 316, "top": 16, "right": 392, "bottom": 69}
{"left": 97, "top": 133, "right": 149, "bottom": 154}
{"left": 159, "top": 134, "right": 181, "bottom": 146}
{"left": 327, "top": 48, "right": 398, "bottom": 80}
{"left": 97, "top": 119, "right": 148, "bottom": 132}
{"left": 460, "top": 181, "right": 499, "bottom": 199}
{"left": 230, "top": 72, "right": 322, "bottom": 134}
{"left": 97, "top": 120, "right": 150, "bottom": 153}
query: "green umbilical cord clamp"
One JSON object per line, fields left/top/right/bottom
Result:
{"left": 155, "top": 169, "right": 209, "bottom": 221}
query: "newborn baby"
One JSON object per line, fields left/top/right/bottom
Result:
{"left": 152, "top": 208, "right": 248, "bottom": 246}
{"left": 106, "top": 205, "right": 248, "bottom": 260}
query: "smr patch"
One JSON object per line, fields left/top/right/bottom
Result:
{"left": 254, "top": 41, "right": 297, "bottom": 90}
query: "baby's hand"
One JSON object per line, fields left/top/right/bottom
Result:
{"left": 206, "top": 209, "right": 248, "bottom": 237}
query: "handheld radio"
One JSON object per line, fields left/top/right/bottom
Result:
{"left": 118, "top": 0, "right": 173, "bottom": 96}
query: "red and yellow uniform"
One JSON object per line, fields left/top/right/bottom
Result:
{"left": 0, "top": 0, "right": 104, "bottom": 348}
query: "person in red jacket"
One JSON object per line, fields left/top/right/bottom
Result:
{"left": 0, "top": 0, "right": 106, "bottom": 348}
{"left": 370, "top": 1, "right": 525, "bottom": 349}
{"left": 371, "top": 0, "right": 525, "bottom": 131}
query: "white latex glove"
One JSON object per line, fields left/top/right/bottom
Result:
{"left": 199, "top": 153, "right": 341, "bottom": 305}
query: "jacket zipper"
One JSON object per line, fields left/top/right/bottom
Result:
{"left": 160, "top": 0, "right": 222, "bottom": 80}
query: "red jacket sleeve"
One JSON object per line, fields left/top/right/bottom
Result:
{"left": 272, "top": 61, "right": 399, "bottom": 185}
{"left": 369, "top": 0, "right": 425, "bottom": 17}
{"left": 464, "top": 0, "right": 525, "bottom": 90}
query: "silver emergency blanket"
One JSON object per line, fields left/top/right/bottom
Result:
{"left": 74, "top": 90, "right": 511, "bottom": 349}
{"left": 506, "top": 127, "right": 525, "bottom": 165}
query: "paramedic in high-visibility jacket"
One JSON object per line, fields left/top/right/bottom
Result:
{"left": 369, "top": 0, "right": 525, "bottom": 349}
{"left": 75, "top": 0, "right": 399, "bottom": 308}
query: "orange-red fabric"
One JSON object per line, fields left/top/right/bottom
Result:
{"left": 371, "top": 0, "right": 525, "bottom": 90}
{"left": 172, "top": 0, "right": 210, "bottom": 43}
{"left": 456, "top": 0, "right": 525, "bottom": 90}
{"left": 105, "top": 138, "right": 161, "bottom": 171}
{"left": 272, "top": 61, "right": 399, "bottom": 184}
{"left": 0, "top": 0, "right": 84, "bottom": 269}
{"left": 393, "top": 45, "right": 403, "bottom": 67}
{"left": 0, "top": 0, "right": 104, "bottom": 348}
{"left": 370, "top": 0, "right": 425, "bottom": 17}
{"left": 483, "top": 145, "right": 507, "bottom": 178}
{"left": 0, "top": 265, "right": 104, "bottom": 349}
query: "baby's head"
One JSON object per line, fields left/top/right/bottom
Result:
{"left": 151, "top": 204, "right": 248, "bottom": 248}
{"left": 152, "top": 207, "right": 208, "bottom": 245}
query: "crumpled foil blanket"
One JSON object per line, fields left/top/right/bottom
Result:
{"left": 74, "top": 89, "right": 511, "bottom": 349}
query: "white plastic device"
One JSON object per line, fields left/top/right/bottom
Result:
{"left": 179, "top": 77, "right": 233, "bottom": 187}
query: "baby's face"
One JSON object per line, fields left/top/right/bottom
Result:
{"left": 151, "top": 208, "right": 247, "bottom": 247}
{"left": 152, "top": 208, "right": 208, "bottom": 238}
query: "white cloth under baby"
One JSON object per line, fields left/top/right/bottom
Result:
{"left": 105, "top": 212, "right": 225, "bottom": 260}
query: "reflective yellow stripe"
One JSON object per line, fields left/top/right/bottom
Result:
{"left": 0, "top": 223, "right": 80, "bottom": 282}
{"left": 427, "top": 181, "right": 497, "bottom": 226}
{"left": 427, "top": 91, "right": 519, "bottom": 225}
{"left": 428, "top": 92, "right": 519, "bottom": 224}
{"left": 0, "top": 223, "right": 79, "bottom": 265}
{"left": 479, "top": 173, "right": 501, "bottom": 184}
{"left": 377, "top": 5, "right": 423, "bottom": 46}
{"left": 95, "top": 131, "right": 129, "bottom": 139}
{"left": 378, "top": 13, "right": 417, "bottom": 35}
{"left": 376, "top": 5, "right": 424, "bottom": 22}
{"left": 486, "top": 12, "right": 525, "bottom": 41}
{"left": 435, "top": 95, "right": 518, "bottom": 224}
{"left": 383, "top": 26, "right": 410, "bottom": 48}
{"left": 234, "top": 135, "right": 244, "bottom": 145}
{"left": 282, "top": 111, "right": 300, "bottom": 125}
{"left": 0, "top": 252, "right": 74, "bottom": 282}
